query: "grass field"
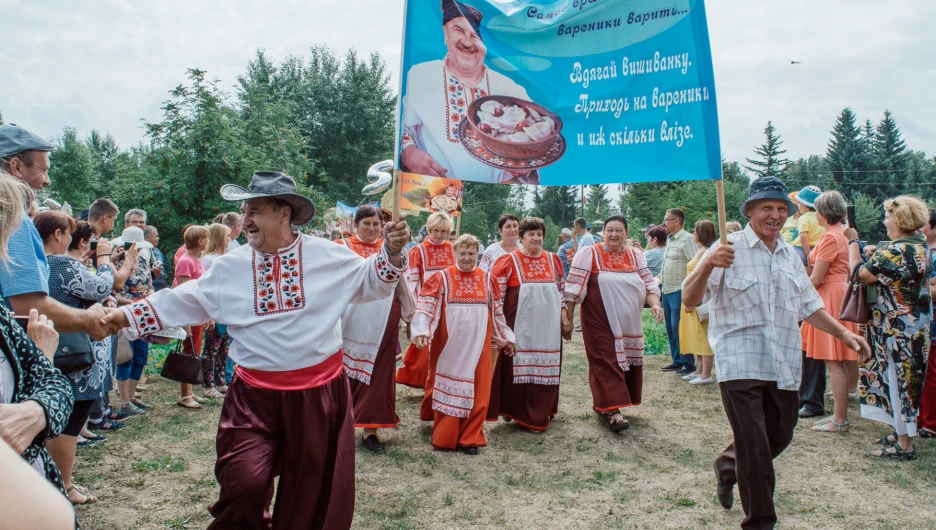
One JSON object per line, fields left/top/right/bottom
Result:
{"left": 74, "top": 316, "right": 936, "bottom": 529}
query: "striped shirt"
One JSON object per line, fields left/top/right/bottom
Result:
{"left": 696, "top": 224, "right": 824, "bottom": 390}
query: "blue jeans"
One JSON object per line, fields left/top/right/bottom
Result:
{"left": 116, "top": 339, "right": 149, "bottom": 381}
{"left": 662, "top": 290, "right": 695, "bottom": 370}
{"left": 224, "top": 340, "right": 234, "bottom": 385}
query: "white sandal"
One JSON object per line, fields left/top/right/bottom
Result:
{"left": 177, "top": 396, "right": 202, "bottom": 409}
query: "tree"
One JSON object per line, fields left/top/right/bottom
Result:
{"left": 458, "top": 181, "right": 512, "bottom": 244}
{"left": 743, "top": 121, "right": 790, "bottom": 179}
{"left": 586, "top": 184, "right": 612, "bottom": 223}
{"left": 825, "top": 108, "right": 866, "bottom": 194}
{"left": 851, "top": 191, "right": 882, "bottom": 239}
{"left": 533, "top": 186, "right": 578, "bottom": 228}
{"left": 874, "top": 110, "right": 908, "bottom": 198}
{"left": 785, "top": 155, "right": 833, "bottom": 191}
{"left": 48, "top": 127, "right": 98, "bottom": 209}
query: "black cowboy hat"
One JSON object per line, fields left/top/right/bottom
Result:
{"left": 220, "top": 171, "right": 316, "bottom": 226}
{"left": 738, "top": 176, "right": 797, "bottom": 219}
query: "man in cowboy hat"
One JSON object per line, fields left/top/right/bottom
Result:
{"left": 102, "top": 171, "right": 411, "bottom": 529}
{"left": 682, "top": 176, "right": 870, "bottom": 530}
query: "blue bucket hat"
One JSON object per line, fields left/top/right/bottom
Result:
{"left": 0, "top": 125, "right": 56, "bottom": 159}
{"left": 739, "top": 177, "right": 797, "bottom": 219}
{"left": 794, "top": 186, "right": 821, "bottom": 208}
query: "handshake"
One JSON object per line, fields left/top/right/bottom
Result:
{"left": 84, "top": 305, "right": 131, "bottom": 341}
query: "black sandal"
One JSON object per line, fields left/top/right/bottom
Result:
{"left": 609, "top": 411, "right": 629, "bottom": 432}
{"left": 876, "top": 431, "right": 898, "bottom": 445}
{"left": 871, "top": 443, "right": 916, "bottom": 461}
{"left": 918, "top": 428, "right": 936, "bottom": 439}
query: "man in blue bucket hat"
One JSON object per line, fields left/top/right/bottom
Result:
{"left": 682, "top": 176, "right": 869, "bottom": 529}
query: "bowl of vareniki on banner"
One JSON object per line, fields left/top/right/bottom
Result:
{"left": 465, "top": 96, "right": 563, "bottom": 161}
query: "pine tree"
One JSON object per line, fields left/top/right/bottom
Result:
{"left": 825, "top": 108, "right": 865, "bottom": 194}
{"left": 743, "top": 121, "right": 790, "bottom": 180}
{"left": 874, "top": 110, "right": 907, "bottom": 198}
{"left": 587, "top": 184, "right": 612, "bottom": 222}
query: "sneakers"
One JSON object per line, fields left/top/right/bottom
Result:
{"left": 102, "top": 408, "right": 132, "bottom": 421}
{"left": 119, "top": 403, "right": 145, "bottom": 417}
{"left": 88, "top": 419, "right": 126, "bottom": 431}
{"left": 675, "top": 367, "right": 695, "bottom": 376}
{"left": 660, "top": 363, "right": 680, "bottom": 372}
{"left": 690, "top": 376, "right": 714, "bottom": 385}
{"left": 131, "top": 398, "right": 153, "bottom": 410}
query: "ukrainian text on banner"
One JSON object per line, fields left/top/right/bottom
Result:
{"left": 395, "top": 0, "right": 720, "bottom": 186}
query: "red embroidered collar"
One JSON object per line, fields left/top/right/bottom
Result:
{"left": 253, "top": 235, "right": 305, "bottom": 316}
{"left": 443, "top": 61, "right": 491, "bottom": 144}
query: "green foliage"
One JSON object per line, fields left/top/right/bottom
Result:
{"left": 586, "top": 185, "right": 612, "bottom": 224}
{"left": 48, "top": 127, "right": 98, "bottom": 208}
{"left": 851, "top": 191, "right": 882, "bottom": 238}
{"left": 743, "top": 121, "right": 790, "bottom": 180}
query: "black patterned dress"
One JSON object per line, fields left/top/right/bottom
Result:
{"left": 860, "top": 236, "right": 933, "bottom": 433}
{"left": 46, "top": 255, "right": 115, "bottom": 400}
{"left": 0, "top": 305, "right": 73, "bottom": 497}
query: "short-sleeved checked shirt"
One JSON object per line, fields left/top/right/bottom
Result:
{"left": 696, "top": 224, "right": 824, "bottom": 390}
{"left": 661, "top": 229, "right": 697, "bottom": 294}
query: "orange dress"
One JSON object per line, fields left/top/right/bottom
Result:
{"left": 801, "top": 224, "right": 859, "bottom": 361}
{"left": 396, "top": 239, "right": 455, "bottom": 389}
{"left": 410, "top": 266, "right": 514, "bottom": 450}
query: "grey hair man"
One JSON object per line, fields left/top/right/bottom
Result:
{"left": 682, "top": 176, "right": 869, "bottom": 529}
{"left": 221, "top": 212, "right": 243, "bottom": 253}
{"left": 124, "top": 209, "right": 147, "bottom": 229}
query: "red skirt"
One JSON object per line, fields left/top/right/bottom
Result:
{"left": 349, "top": 299, "right": 402, "bottom": 429}
{"left": 918, "top": 342, "right": 936, "bottom": 432}
{"left": 487, "top": 286, "right": 561, "bottom": 431}
{"left": 581, "top": 275, "right": 642, "bottom": 413}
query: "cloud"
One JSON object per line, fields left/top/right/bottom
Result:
{"left": 1, "top": 0, "right": 932, "bottom": 170}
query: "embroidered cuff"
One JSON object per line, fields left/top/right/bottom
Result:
{"left": 401, "top": 130, "right": 416, "bottom": 153}
{"left": 375, "top": 246, "right": 407, "bottom": 283}
{"left": 123, "top": 299, "right": 163, "bottom": 339}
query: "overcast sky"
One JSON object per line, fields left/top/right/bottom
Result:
{"left": 2, "top": 0, "right": 933, "bottom": 172}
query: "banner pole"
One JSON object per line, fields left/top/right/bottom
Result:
{"left": 455, "top": 215, "right": 461, "bottom": 237}
{"left": 392, "top": 169, "right": 402, "bottom": 221}
{"left": 715, "top": 177, "right": 728, "bottom": 244}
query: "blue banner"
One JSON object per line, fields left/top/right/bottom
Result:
{"left": 395, "top": 0, "right": 720, "bottom": 186}
{"left": 336, "top": 201, "right": 380, "bottom": 217}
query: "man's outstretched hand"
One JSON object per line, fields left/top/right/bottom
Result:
{"left": 100, "top": 306, "right": 130, "bottom": 335}
{"left": 383, "top": 213, "right": 411, "bottom": 254}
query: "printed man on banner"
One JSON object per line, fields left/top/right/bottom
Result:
{"left": 400, "top": 0, "right": 535, "bottom": 184}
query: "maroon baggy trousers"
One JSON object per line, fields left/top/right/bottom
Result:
{"left": 207, "top": 372, "right": 355, "bottom": 529}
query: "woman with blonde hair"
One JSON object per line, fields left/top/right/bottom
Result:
{"left": 679, "top": 220, "right": 718, "bottom": 384}
{"left": 410, "top": 234, "right": 515, "bottom": 454}
{"left": 397, "top": 211, "right": 455, "bottom": 397}
{"left": 846, "top": 195, "right": 932, "bottom": 459}
{"left": 199, "top": 223, "right": 232, "bottom": 398}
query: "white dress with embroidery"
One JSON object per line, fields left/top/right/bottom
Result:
{"left": 120, "top": 235, "right": 406, "bottom": 372}
{"left": 401, "top": 58, "right": 531, "bottom": 184}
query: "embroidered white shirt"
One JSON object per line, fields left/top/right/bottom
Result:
{"left": 120, "top": 234, "right": 406, "bottom": 371}
{"left": 695, "top": 224, "right": 824, "bottom": 390}
{"left": 401, "top": 59, "right": 531, "bottom": 184}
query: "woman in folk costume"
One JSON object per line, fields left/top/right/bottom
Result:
{"left": 397, "top": 212, "right": 456, "bottom": 390}
{"left": 487, "top": 217, "right": 566, "bottom": 431}
{"left": 563, "top": 215, "right": 663, "bottom": 432}
{"left": 337, "top": 206, "right": 414, "bottom": 453}
{"left": 410, "top": 235, "right": 515, "bottom": 454}
{"left": 478, "top": 213, "right": 520, "bottom": 272}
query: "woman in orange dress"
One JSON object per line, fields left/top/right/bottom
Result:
{"left": 397, "top": 212, "right": 455, "bottom": 390}
{"left": 487, "top": 217, "right": 565, "bottom": 432}
{"left": 337, "top": 206, "right": 414, "bottom": 453}
{"left": 803, "top": 191, "right": 860, "bottom": 433}
{"left": 410, "top": 235, "right": 515, "bottom": 454}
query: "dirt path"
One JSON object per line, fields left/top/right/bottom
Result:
{"left": 76, "top": 337, "right": 936, "bottom": 529}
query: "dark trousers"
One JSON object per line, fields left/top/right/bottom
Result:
{"left": 662, "top": 290, "right": 694, "bottom": 369}
{"left": 797, "top": 351, "right": 826, "bottom": 414}
{"left": 715, "top": 379, "right": 799, "bottom": 530}
{"left": 207, "top": 373, "right": 355, "bottom": 530}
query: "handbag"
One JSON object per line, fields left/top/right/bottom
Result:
{"left": 839, "top": 263, "right": 870, "bottom": 324}
{"left": 115, "top": 333, "right": 133, "bottom": 366}
{"left": 53, "top": 332, "right": 95, "bottom": 373}
{"left": 160, "top": 337, "right": 204, "bottom": 384}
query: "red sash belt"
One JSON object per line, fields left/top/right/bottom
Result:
{"left": 236, "top": 351, "right": 343, "bottom": 391}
